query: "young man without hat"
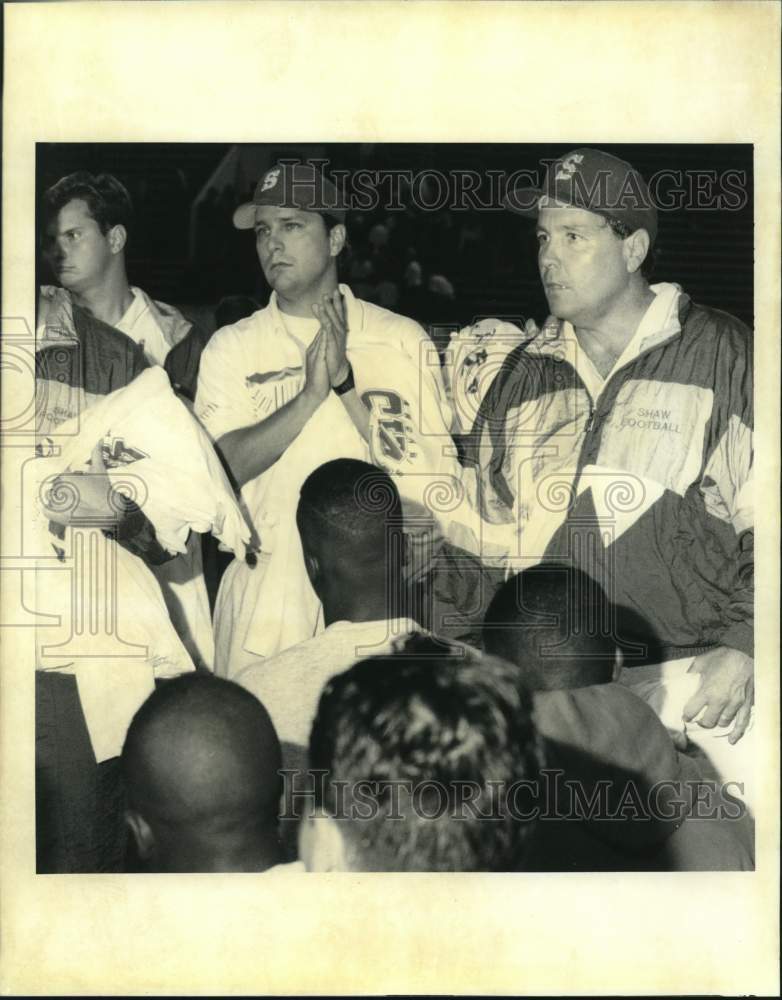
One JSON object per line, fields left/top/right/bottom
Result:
{"left": 196, "top": 163, "right": 471, "bottom": 677}
{"left": 35, "top": 172, "right": 212, "bottom": 872}
{"left": 122, "top": 673, "right": 291, "bottom": 873}
{"left": 38, "top": 171, "right": 208, "bottom": 402}
{"left": 234, "top": 457, "right": 421, "bottom": 762}
{"left": 299, "top": 633, "right": 543, "bottom": 872}
{"left": 37, "top": 171, "right": 214, "bottom": 670}
{"left": 464, "top": 149, "right": 754, "bottom": 804}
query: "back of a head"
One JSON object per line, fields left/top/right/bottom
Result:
{"left": 308, "top": 633, "right": 543, "bottom": 871}
{"left": 122, "top": 674, "right": 282, "bottom": 850}
{"left": 296, "top": 458, "right": 403, "bottom": 570}
{"left": 42, "top": 171, "right": 134, "bottom": 236}
{"left": 483, "top": 565, "right": 617, "bottom": 691}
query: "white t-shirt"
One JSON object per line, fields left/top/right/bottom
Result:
{"left": 234, "top": 618, "right": 421, "bottom": 748}
{"left": 278, "top": 310, "right": 320, "bottom": 348}
{"left": 195, "top": 285, "right": 466, "bottom": 671}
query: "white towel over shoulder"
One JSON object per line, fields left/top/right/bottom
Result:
{"left": 44, "top": 366, "right": 251, "bottom": 558}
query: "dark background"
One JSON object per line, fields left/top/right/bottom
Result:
{"left": 36, "top": 143, "right": 754, "bottom": 335}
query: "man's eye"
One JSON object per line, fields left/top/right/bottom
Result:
{"left": 285, "top": 222, "right": 300, "bottom": 230}
{"left": 536, "top": 233, "right": 548, "bottom": 245}
{"left": 566, "top": 231, "right": 582, "bottom": 241}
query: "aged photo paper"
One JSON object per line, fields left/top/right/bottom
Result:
{"left": 1, "top": 0, "right": 779, "bottom": 994}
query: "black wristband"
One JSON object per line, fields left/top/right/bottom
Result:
{"left": 333, "top": 363, "right": 355, "bottom": 396}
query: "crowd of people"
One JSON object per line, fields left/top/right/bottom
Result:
{"left": 33, "top": 149, "right": 754, "bottom": 873}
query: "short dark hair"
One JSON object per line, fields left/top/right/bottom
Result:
{"left": 309, "top": 633, "right": 543, "bottom": 871}
{"left": 297, "top": 458, "right": 403, "bottom": 558}
{"left": 41, "top": 171, "right": 133, "bottom": 236}
{"left": 122, "top": 673, "right": 281, "bottom": 829}
{"left": 604, "top": 215, "right": 657, "bottom": 279}
{"left": 483, "top": 565, "right": 617, "bottom": 691}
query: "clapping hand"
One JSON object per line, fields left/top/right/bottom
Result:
{"left": 312, "top": 290, "right": 350, "bottom": 387}
{"left": 303, "top": 328, "right": 332, "bottom": 405}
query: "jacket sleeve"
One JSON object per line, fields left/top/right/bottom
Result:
{"left": 717, "top": 415, "right": 753, "bottom": 656}
{"left": 721, "top": 523, "right": 753, "bottom": 657}
{"left": 710, "top": 325, "right": 754, "bottom": 657}
{"left": 164, "top": 322, "right": 211, "bottom": 401}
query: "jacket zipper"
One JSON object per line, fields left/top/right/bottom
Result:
{"left": 583, "top": 401, "right": 595, "bottom": 435}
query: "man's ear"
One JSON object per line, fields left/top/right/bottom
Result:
{"left": 623, "top": 228, "right": 650, "bottom": 274}
{"left": 298, "top": 811, "right": 349, "bottom": 872}
{"left": 612, "top": 646, "right": 624, "bottom": 682}
{"left": 303, "top": 550, "right": 321, "bottom": 588}
{"left": 107, "top": 224, "right": 127, "bottom": 256}
{"left": 124, "top": 809, "right": 156, "bottom": 861}
{"left": 328, "top": 224, "right": 346, "bottom": 259}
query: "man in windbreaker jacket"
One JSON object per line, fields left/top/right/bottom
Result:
{"left": 468, "top": 149, "right": 753, "bottom": 808}
{"left": 35, "top": 172, "right": 208, "bottom": 871}
{"left": 37, "top": 171, "right": 213, "bottom": 669}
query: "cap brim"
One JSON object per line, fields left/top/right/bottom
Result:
{"left": 233, "top": 202, "right": 257, "bottom": 230}
{"left": 502, "top": 186, "right": 545, "bottom": 217}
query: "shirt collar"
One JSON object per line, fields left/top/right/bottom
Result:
{"left": 533, "top": 282, "right": 683, "bottom": 366}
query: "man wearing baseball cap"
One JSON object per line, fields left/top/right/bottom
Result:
{"left": 195, "top": 162, "right": 468, "bottom": 676}
{"left": 465, "top": 149, "right": 754, "bottom": 807}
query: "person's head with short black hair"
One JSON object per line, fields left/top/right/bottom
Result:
{"left": 42, "top": 171, "right": 134, "bottom": 236}
{"left": 296, "top": 458, "right": 407, "bottom": 627}
{"left": 122, "top": 673, "right": 283, "bottom": 873}
{"left": 301, "top": 633, "right": 544, "bottom": 872}
{"left": 40, "top": 172, "right": 134, "bottom": 293}
{"left": 482, "top": 565, "right": 621, "bottom": 691}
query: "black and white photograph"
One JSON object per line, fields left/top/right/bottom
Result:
{"left": 1, "top": 2, "right": 779, "bottom": 996}
{"left": 30, "top": 139, "right": 757, "bottom": 877}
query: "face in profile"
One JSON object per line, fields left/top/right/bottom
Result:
{"left": 536, "top": 202, "right": 632, "bottom": 327}
{"left": 44, "top": 198, "right": 116, "bottom": 294}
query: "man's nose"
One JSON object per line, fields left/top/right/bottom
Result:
{"left": 267, "top": 228, "right": 284, "bottom": 253}
{"left": 46, "top": 239, "right": 65, "bottom": 263}
{"left": 538, "top": 239, "right": 559, "bottom": 273}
